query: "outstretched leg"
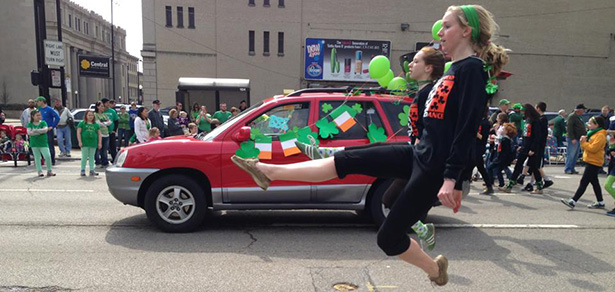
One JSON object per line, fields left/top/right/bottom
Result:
{"left": 258, "top": 157, "right": 338, "bottom": 182}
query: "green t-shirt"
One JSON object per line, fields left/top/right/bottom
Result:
{"left": 213, "top": 110, "right": 232, "bottom": 124}
{"left": 95, "top": 113, "right": 110, "bottom": 136}
{"left": 118, "top": 112, "right": 130, "bottom": 130}
{"left": 104, "top": 108, "right": 119, "bottom": 133}
{"left": 197, "top": 114, "right": 212, "bottom": 132}
{"left": 191, "top": 111, "right": 200, "bottom": 122}
{"left": 78, "top": 121, "right": 100, "bottom": 147}
{"left": 27, "top": 121, "right": 49, "bottom": 148}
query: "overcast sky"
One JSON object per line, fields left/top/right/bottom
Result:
{"left": 69, "top": 0, "right": 143, "bottom": 70}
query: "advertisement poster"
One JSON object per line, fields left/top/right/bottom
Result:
{"left": 304, "top": 38, "right": 391, "bottom": 81}
{"left": 78, "top": 55, "right": 110, "bottom": 78}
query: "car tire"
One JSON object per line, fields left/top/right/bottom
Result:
{"left": 144, "top": 174, "right": 207, "bottom": 233}
{"left": 369, "top": 178, "right": 427, "bottom": 228}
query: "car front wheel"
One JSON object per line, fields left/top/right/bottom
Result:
{"left": 144, "top": 174, "right": 207, "bottom": 233}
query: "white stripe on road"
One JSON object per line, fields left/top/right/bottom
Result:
{"left": 0, "top": 189, "right": 94, "bottom": 193}
{"left": 437, "top": 224, "right": 580, "bottom": 229}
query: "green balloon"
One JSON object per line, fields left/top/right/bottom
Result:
{"left": 432, "top": 20, "right": 442, "bottom": 41}
{"left": 377, "top": 70, "right": 394, "bottom": 87}
{"left": 444, "top": 61, "right": 452, "bottom": 73}
{"left": 403, "top": 60, "right": 410, "bottom": 73}
{"left": 387, "top": 77, "right": 408, "bottom": 91}
{"left": 368, "top": 55, "right": 390, "bottom": 79}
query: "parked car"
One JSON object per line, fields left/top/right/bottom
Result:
{"left": 106, "top": 87, "right": 422, "bottom": 232}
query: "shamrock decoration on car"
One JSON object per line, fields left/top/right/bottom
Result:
{"left": 250, "top": 128, "right": 265, "bottom": 140}
{"left": 398, "top": 105, "right": 410, "bottom": 127}
{"left": 351, "top": 103, "right": 363, "bottom": 114}
{"left": 316, "top": 118, "right": 339, "bottom": 139}
{"left": 296, "top": 126, "right": 319, "bottom": 146}
{"left": 367, "top": 123, "right": 387, "bottom": 143}
{"left": 321, "top": 103, "right": 333, "bottom": 113}
{"left": 235, "top": 140, "right": 260, "bottom": 159}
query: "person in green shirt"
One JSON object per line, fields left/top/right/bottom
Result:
{"left": 191, "top": 102, "right": 201, "bottom": 122}
{"left": 77, "top": 110, "right": 102, "bottom": 176}
{"left": 509, "top": 103, "right": 523, "bottom": 141}
{"left": 94, "top": 101, "right": 112, "bottom": 167}
{"left": 103, "top": 99, "right": 120, "bottom": 162}
{"left": 196, "top": 106, "right": 217, "bottom": 133}
{"left": 117, "top": 106, "right": 131, "bottom": 147}
{"left": 213, "top": 103, "right": 232, "bottom": 125}
{"left": 549, "top": 109, "right": 567, "bottom": 147}
{"left": 26, "top": 109, "right": 55, "bottom": 177}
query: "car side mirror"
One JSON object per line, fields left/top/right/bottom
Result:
{"left": 233, "top": 126, "right": 251, "bottom": 143}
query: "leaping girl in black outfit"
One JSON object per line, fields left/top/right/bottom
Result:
{"left": 232, "top": 5, "right": 509, "bottom": 286}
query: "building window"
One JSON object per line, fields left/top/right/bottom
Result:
{"left": 278, "top": 32, "right": 284, "bottom": 55}
{"left": 264, "top": 0, "right": 270, "bottom": 7}
{"left": 96, "top": 25, "right": 99, "bottom": 38}
{"left": 279, "top": 0, "right": 285, "bottom": 7}
{"left": 263, "top": 31, "right": 270, "bottom": 55}
{"left": 165, "top": 6, "right": 172, "bottom": 27}
{"left": 68, "top": 14, "right": 72, "bottom": 28}
{"left": 248, "top": 0, "right": 255, "bottom": 6}
{"left": 188, "top": 7, "right": 195, "bottom": 28}
{"left": 176, "top": 7, "right": 184, "bottom": 28}
{"left": 77, "top": 18, "right": 81, "bottom": 31}
{"left": 248, "top": 30, "right": 255, "bottom": 55}
{"left": 85, "top": 22, "right": 89, "bottom": 35}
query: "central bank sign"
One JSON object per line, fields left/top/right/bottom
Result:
{"left": 78, "top": 55, "right": 110, "bottom": 78}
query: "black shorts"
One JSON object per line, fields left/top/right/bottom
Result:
{"left": 334, "top": 143, "right": 413, "bottom": 180}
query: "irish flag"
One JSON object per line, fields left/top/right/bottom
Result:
{"left": 331, "top": 105, "right": 357, "bottom": 132}
{"left": 255, "top": 136, "right": 272, "bottom": 160}
{"left": 279, "top": 131, "right": 300, "bottom": 157}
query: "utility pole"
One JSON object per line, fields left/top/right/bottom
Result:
{"left": 33, "top": 0, "right": 49, "bottom": 101}
{"left": 55, "top": 0, "right": 67, "bottom": 107}
{"left": 111, "top": 0, "right": 116, "bottom": 101}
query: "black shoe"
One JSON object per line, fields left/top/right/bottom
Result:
{"left": 523, "top": 183, "right": 534, "bottom": 192}
{"left": 516, "top": 175, "right": 525, "bottom": 185}
{"left": 598, "top": 169, "right": 607, "bottom": 174}
{"left": 572, "top": 170, "right": 579, "bottom": 174}
{"left": 543, "top": 180, "right": 554, "bottom": 189}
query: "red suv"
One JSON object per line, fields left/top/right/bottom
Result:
{"left": 107, "top": 87, "right": 414, "bottom": 232}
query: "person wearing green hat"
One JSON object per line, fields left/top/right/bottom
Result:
{"left": 509, "top": 103, "right": 523, "bottom": 141}
{"left": 489, "top": 98, "right": 510, "bottom": 125}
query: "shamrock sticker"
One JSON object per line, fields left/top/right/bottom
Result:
{"left": 398, "top": 105, "right": 410, "bottom": 127}
{"left": 250, "top": 128, "right": 265, "bottom": 140}
{"left": 296, "top": 126, "right": 319, "bottom": 146}
{"left": 321, "top": 103, "right": 333, "bottom": 113}
{"left": 351, "top": 103, "right": 363, "bottom": 114}
{"left": 235, "top": 140, "right": 260, "bottom": 159}
{"left": 316, "top": 118, "right": 339, "bottom": 139}
{"left": 367, "top": 123, "right": 387, "bottom": 143}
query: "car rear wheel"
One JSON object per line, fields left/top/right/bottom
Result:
{"left": 144, "top": 174, "right": 207, "bottom": 233}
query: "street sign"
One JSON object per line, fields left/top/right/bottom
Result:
{"left": 50, "top": 69, "right": 62, "bottom": 88}
{"left": 44, "top": 40, "right": 64, "bottom": 67}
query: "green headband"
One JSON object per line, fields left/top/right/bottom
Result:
{"left": 590, "top": 116, "right": 596, "bottom": 124}
{"left": 460, "top": 5, "right": 480, "bottom": 42}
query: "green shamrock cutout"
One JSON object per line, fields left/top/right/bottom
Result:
{"left": 321, "top": 103, "right": 333, "bottom": 113}
{"left": 235, "top": 140, "right": 261, "bottom": 159}
{"left": 250, "top": 128, "right": 265, "bottom": 140}
{"left": 316, "top": 118, "right": 339, "bottom": 139}
{"left": 296, "top": 126, "right": 319, "bottom": 146}
{"left": 367, "top": 123, "right": 387, "bottom": 143}
{"left": 351, "top": 103, "right": 363, "bottom": 114}
{"left": 398, "top": 105, "right": 410, "bottom": 127}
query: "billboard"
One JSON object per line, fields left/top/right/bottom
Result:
{"left": 78, "top": 55, "right": 110, "bottom": 78}
{"left": 304, "top": 38, "right": 391, "bottom": 81}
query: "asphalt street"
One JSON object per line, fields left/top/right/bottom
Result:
{"left": 1, "top": 158, "right": 614, "bottom": 292}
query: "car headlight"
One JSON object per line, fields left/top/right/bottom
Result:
{"left": 115, "top": 149, "right": 128, "bottom": 167}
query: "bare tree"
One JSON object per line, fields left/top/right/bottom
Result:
{"left": 1, "top": 78, "right": 10, "bottom": 106}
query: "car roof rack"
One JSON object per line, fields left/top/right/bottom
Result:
{"left": 287, "top": 86, "right": 407, "bottom": 97}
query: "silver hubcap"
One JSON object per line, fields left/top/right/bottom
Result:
{"left": 156, "top": 186, "right": 195, "bottom": 224}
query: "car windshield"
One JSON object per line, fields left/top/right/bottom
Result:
{"left": 203, "top": 101, "right": 263, "bottom": 141}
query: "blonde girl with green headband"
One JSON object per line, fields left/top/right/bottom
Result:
{"left": 231, "top": 4, "right": 508, "bottom": 286}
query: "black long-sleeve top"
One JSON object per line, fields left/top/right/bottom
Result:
{"left": 493, "top": 136, "right": 514, "bottom": 166}
{"left": 475, "top": 118, "right": 491, "bottom": 160}
{"left": 521, "top": 118, "right": 542, "bottom": 153}
{"left": 414, "top": 56, "right": 489, "bottom": 182}
{"left": 409, "top": 83, "right": 434, "bottom": 141}
{"left": 538, "top": 115, "right": 549, "bottom": 147}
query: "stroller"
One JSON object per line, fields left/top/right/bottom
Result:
{"left": 0, "top": 124, "right": 31, "bottom": 167}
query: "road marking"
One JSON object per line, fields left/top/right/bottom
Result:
{"left": 437, "top": 224, "right": 580, "bottom": 229}
{"left": 0, "top": 189, "right": 94, "bottom": 193}
{"left": 553, "top": 175, "right": 572, "bottom": 179}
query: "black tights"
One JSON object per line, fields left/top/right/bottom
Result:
{"left": 572, "top": 164, "right": 603, "bottom": 202}
{"left": 510, "top": 151, "right": 542, "bottom": 184}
